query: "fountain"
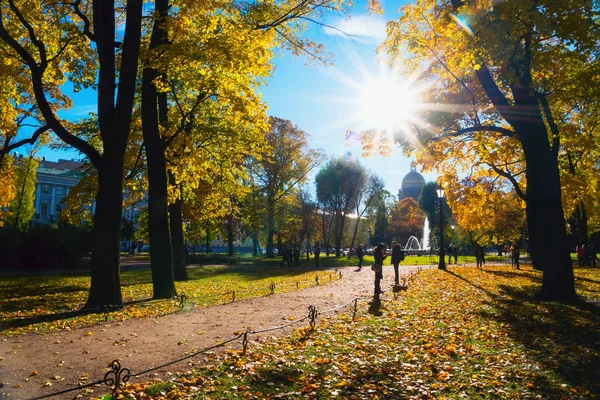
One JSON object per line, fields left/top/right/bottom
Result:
{"left": 403, "top": 217, "right": 431, "bottom": 255}
{"left": 422, "top": 217, "right": 430, "bottom": 250}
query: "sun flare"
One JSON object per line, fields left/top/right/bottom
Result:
{"left": 356, "top": 75, "right": 418, "bottom": 133}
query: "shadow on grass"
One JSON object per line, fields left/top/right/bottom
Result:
{"left": 479, "top": 283, "right": 600, "bottom": 397}
{"left": 442, "top": 269, "right": 497, "bottom": 298}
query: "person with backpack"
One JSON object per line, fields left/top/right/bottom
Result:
{"left": 391, "top": 241, "right": 405, "bottom": 286}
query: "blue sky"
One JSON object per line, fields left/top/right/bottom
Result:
{"left": 263, "top": 5, "right": 437, "bottom": 196}
{"left": 36, "top": 1, "right": 437, "bottom": 198}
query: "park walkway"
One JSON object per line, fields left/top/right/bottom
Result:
{"left": 0, "top": 264, "right": 429, "bottom": 399}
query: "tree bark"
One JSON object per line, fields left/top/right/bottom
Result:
{"left": 227, "top": 214, "right": 234, "bottom": 257}
{"left": 142, "top": 67, "right": 176, "bottom": 298}
{"left": 169, "top": 195, "right": 188, "bottom": 281}
{"left": 334, "top": 213, "right": 346, "bottom": 257}
{"left": 205, "top": 229, "right": 210, "bottom": 253}
{"left": 575, "top": 204, "right": 589, "bottom": 246}
{"left": 516, "top": 92, "right": 576, "bottom": 302}
{"left": 85, "top": 159, "right": 124, "bottom": 309}
{"left": 252, "top": 234, "right": 259, "bottom": 256}
{"left": 141, "top": 0, "right": 176, "bottom": 299}
{"left": 266, "top": 197, "right": 276, "bottom": 257}
{"left": 84, "top": 0, "right": 143, "bottom": 309}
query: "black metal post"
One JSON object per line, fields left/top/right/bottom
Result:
{"left": 438, "top": 196, "right": 446, "bottom": 270}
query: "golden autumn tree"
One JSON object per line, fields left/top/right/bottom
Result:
{"left": 389, "top": 197, "right": 426, "bottom": 247}
{"left": 0, "top": 155, "right": 15, "bottom": 225}
{"left": 6, "top": 154, "right": 38, "bottom": 231}
{"left": 379, "top": 0, "right": 599, "bottom": 301}
{"left": 249, "top": 117, "right": 325, "bottom": 258}
{"left": 140, "top": 0, "right": 350, "bottom": 288}
{"left": 0, "top": 0, "right": 143, "bottom": 308}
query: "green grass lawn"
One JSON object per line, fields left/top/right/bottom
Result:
{"left": 124, "top": 265, "right": 600, "bottom": 400}
{"left": 187, "top": 252, "right": 511, "bottom": 268}
{"left": 0, "top": 266, "right": 340, "bottom": 335}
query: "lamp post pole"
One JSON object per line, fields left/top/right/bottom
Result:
{"left": 437, "top": 187, "right": 446, "bottom": 270}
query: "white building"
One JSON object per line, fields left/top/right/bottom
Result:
{"left": 33, "top": 158, "right": 85, "bottom": 225}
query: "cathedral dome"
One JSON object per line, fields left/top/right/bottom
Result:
{"left": 402, "top": 170, "right": 426, "bottom": 187}
{"left": 398, "top": 163, "right": 426, "bottom": 201}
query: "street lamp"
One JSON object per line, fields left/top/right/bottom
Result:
{"left": 437, "top": 187, "right": 446, "bottom": 270}
{"left": 367, "top": 228, "right": 372, "bottom": 246}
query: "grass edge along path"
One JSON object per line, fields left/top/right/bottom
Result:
{"left": 121, "top": 265, "right": 599, "bottom": 400}
{"left": 0, "top": 267, "right": 342, "bottom": 336}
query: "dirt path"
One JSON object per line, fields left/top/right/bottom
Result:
{"left": 0, "top": 265, "right": 428, "bottom": 399}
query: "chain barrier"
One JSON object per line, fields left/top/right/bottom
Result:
{"left": 179, "top": 293, "right": 187, "bottom": 310}
{"left": 308, "top": 305, "right": 318, "bottom": 330}
{"left": 242, "top": 331, "right": 249, "bottom": 355}
{"left": 25, "top": 268, "right": 421, "bottom": 400}
{"left": 104, "top": 360, "right": 131, "bottom": 397}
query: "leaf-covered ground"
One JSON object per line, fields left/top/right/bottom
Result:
{"left": 0, "top": 266, "right": 339, "bottom": 335}
{"left": 121, "top": 265, "right": 600, "bottom": 399}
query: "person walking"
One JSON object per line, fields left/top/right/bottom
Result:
{"left": 314, "top": 244, "right": 321, "bottom": 268}
{"left": 390, "top": 241, "right": 405, "bottom": 286}
{"left": 356, "top": 244, "right": 364, "bottom": 269}
{"left": 372, "top": 243, "right": 387, "bottom": 301}
{"left": 576, "top": 244, "right": 583, "bottom": 267}
{"left": 475, "top": 243, "right": 485, "bottom": 270}
{"left": 511, "top": 241, "right": 520, "bottom": 270}
{"left": 453, "top": 244, "right": 458, "bottom": 264}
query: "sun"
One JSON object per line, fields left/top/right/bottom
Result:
{"left": 355, "top": 72, "right": 419, "bottom": 133}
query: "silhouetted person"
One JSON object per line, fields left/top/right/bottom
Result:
{"left": 293, "top": 248, "right": 300, "bottom": 266}
{"left": 511, "top": 241, "right": 520, "bottom": 269}
{"left": 280, "top": 246, "right": 291, "bottom": 267}
{"left": 314, "top": 244, "right": 321, "bottom": 268}
{"left": 475, "top": 244, "right": 485, "bottom": 270}
{"left": 373, "top": 243, "right": 387, "bottom": 301}
{"left": 390, "top": 241, "right": 405, "bottom": 286}
{"left": 356, "top": 244, "right": 364, "bottom": 269}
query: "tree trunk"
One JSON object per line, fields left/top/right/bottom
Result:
{"left": 205, "top": 229, "right": 210, "bottom": 253}
{"left": 518, "top": 98, "right": 576, "bottom": 302}
{"left": 85, "top": 159, "right": 124, "bottom": 309}
{"left": 266, "top": 198, "right": 275, "bottom": 258}
{"left": 335, "top": 213, "right": 346, "bottom": 257}
{"left": 575, "top": 204, "right": 589, "bottom": 246}
{"left": 252, "top": 234, "right": 259, "bottom": 257}
{"left": 325, "top": 212, "right": 335, "bottom": 252}
{"left": 169, "top": 195, "right": 188, "bottom": 281}
{"left": 227, "top": 215, "right": 234, "bottom": 257}
{"left": 85, "top": 0, "right": 142, "bottom": 309}
{"left": 350, "top": 212, "right": 361, "bottom": 250}
{"left": 142, "top": 72, "right": 175, "bottom": 299}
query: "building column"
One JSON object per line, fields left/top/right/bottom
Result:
{"left": 49, "top": 185, "right": 56, "bottom": 217}
{"left": 34, "top": 184, "right": 41, "bottom": 215}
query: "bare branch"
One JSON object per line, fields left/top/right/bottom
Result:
{"left": 427, "top": 125, "right": 516, "bottom": 142}
{"left": 484, "top": 161, "right": 526, "bottom": 200}
{"left": 125, "top": 143, "right": 146, "bottom": 180}
{"left": 536, "top": 91, "right": 560, "bottom": 156}
{"left": 0, "top": 125, "right": 50, "bottom": 155}
{"left": 72, "top": 0, "right": 96, "bottom": 42}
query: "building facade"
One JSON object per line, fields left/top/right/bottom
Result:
{"left": 398, "top": 163, "right": 426, "bottom": 202}
{"left": 33, "top": 158, "right": 85, "bottom": 225}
